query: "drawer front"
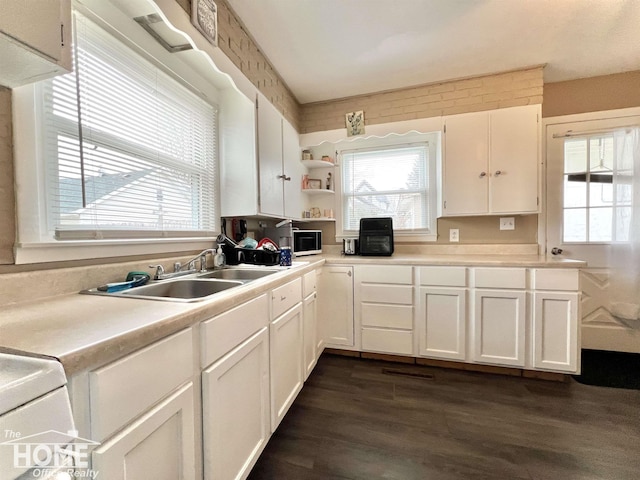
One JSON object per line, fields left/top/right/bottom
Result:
{"left": 361, "top": 328, "right": 413, "bottom": 355}
{"left": 361, "top": 304, "right": 413, "bottom": 329}
{"left": 474, "top": 268, "right": 526, "bottom": 289}
{"left": 303, "top": 270, "right": 317, "bottom": 298}
{"left": 89, "top": 327, "right": 193, "bottom": 442}
{"left": 533, "top": 269, "right": 579, "bottom": 291}
{"left": 201, "top": 294, "right": 269, "bottom": 368}
{"left": 419, "top": 266, "right": 467, "bottom": 287}
{"left": 356, "top": 265, "right": 412, "bottom": 284}
{"left": 361, "top": 284, "right": 413, "bottom": 305}
{"left": 272, "top": 277, "right": 302, "bottom": 319}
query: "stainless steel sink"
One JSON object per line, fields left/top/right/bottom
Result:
{"left": 198, "top": 268, "right": 279, "bottom": 281}
{"left": 119, "top": 279, "right": 242, "bottom": 301}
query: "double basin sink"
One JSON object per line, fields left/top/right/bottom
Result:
{"left": 84, "top": 267, "right": 281, "bottom": 302}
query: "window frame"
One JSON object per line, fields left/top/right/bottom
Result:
{"left": 12, "top": 5, "right": 222, "bottom": 264}
{"left": 334, "top": 132, "right": 439, "bottom": 242}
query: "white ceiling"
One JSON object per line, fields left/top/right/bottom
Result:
{"left": 227, "top": 0, "right": 640, "bottom": 104}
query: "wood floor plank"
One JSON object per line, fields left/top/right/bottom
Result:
{"left": 248, "top": 354, "right": 640, "bottom": 480}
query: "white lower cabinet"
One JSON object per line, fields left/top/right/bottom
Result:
{"left": 533, "top": 292, "right": 579, "bottom": 372}
{"left": 202, "top": 328, "right": 270, "bottom": 480}
{"left": 91, "top": 382, "right": 196, "bottom": 480}
{"left": 473, "top": 289, "right": 527, "bottom": 367}
{"left": 356, "top": 265, "right": 414, "bottom": 355}
{"left": 418, "top": 287, "right": 466, "bottom": 360}
{"left": 303, "top": 292, "right": 318, "bottom": 380}
{"left": 318, "top": 265, "right": 354, "bottom": 348}
{"left": 270, "top": 303, "right": 304, "bottom": 430}
{"left": 417, "top": 266, "right": 467, "bottom": 361}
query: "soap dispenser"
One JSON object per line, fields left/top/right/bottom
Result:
{"left": 214, "top": 246, "right": 226, "bottom": 268}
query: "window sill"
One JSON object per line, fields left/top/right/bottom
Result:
{"left": 14, "top": 237, "right": 216, "bottom": 264}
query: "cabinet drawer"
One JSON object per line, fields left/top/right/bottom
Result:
{"left": 356, "top": 265, "right": 412, "bottom": 284}
{"left": 361, "top": 284, "right": 413, "bottom": 305}
{"left": 419, "top": 266, "right": 467, "bottom": 286}
{"left": 303, "top": 270, "right": 317, "bottom": 298}
{"left": 272, "top": 277, "right": 302, "bottom": 318}
{"left": 474, "top": 268, "right": 526, "bottom": 289}
{"left": 533, "top": 269, "right": 579, "bottom": 291}
{"left": 361, "top": 328, "right": 413, "bottom": 355}
{"left": 362, "top": 304, "right": 413, "bottom": 329}
{"left": 89, "top": 328, "right": 193, "bottom": 442}
{"left": 201, "top": 294, "right": 269, "bottom": 368}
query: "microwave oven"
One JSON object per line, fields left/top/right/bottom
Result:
{"left": 293, "top": 230, "right": 322, "bottom": 256}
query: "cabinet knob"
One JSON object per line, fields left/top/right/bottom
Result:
{"left": 347, "top": 271, "right": 352, "bottom": 277}
{"left": 479, "top": 171, "right": 487, "bottom": 178}
{"left": 495, "top": 170, "right": 503, "bottom": 176}
{"left": 281, "top": 295, "right": 286, "bottom": 301}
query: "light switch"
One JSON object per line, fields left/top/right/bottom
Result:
{"left": 449, "top": 229, "right": 459, "bottom": 242}
{"left": 500, "top": 217, "right": 515, "bottom": 230}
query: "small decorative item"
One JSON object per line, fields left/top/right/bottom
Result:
{"left": 192, "top": 0, "right": 218, "bottom": 47}
{"left": 302, "top": 150, "right": 312, "bottom": 160}
{"left": 310, "top": 207, "right": 321, "bottom": 218}
{"left": 324, "top": 209, "right": 334, "bottom": 218}
{"left": 345, "top": 110, "right": 365, "bottom": 136}
{"left": 302, "top": 174, "right": 309, "bottom": 190}
{"left": 307, "top": 178, "right": 322, "bottom": 190}
{"left": 326, "top": 172, "right": 332, "bottom": 190}
{"left": 321, "top": 155, "right": 334, "bottom": 164}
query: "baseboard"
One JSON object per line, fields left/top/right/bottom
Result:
{"left": 323, "top": 349, "right": 569, "bottom": 382}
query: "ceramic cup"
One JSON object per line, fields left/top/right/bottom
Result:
{"left": 279, "top": 246, "right": 292, "bottom": 266}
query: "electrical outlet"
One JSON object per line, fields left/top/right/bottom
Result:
{"left": 449, "top": 228, "right": 459, "bottom": 242}
{"left": 500, "top": 217, "right": 515, "bottom": 230}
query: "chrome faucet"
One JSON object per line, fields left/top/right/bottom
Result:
{"left": 149, "top": 249, "right": 216, "bottom": 280}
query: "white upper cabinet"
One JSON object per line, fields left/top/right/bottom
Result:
{"left": 256, "top": 93, "right": 302, "bottom": 219}
{"left": 0, "top": 0, "right": 72, "bottom": 87}
{"left": 443, "top": 105, "right": 540, "bottom": 216}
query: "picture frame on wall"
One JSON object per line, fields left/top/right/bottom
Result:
{"left": 192, "top": 0, "right": 218, "bottom": 47}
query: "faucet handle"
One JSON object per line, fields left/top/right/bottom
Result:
{"left": 149, "top": 264, "right": 165, "bottom": 279}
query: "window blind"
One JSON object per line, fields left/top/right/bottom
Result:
{"left": 341, "top": 144, "right": 430, "bottom": 232}
{"left": 43, "top": 13, "right": 217, "bottom": 240}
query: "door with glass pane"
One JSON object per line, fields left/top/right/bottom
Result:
{"left": 546, "top": 114, "right": 640, "bottom": 353}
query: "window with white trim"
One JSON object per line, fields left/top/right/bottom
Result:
{"left": 340, "top": 141, "right": 437, "bottom": 238}
{"left": 42, "top": 12, "right": 217, "bottom": 241}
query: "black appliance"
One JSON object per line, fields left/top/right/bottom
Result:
{"left": 358, "top": 217, "right": 394, "bottom": 256}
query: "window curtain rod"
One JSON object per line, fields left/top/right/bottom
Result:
{"left": 552, "top": 125, "right": 639, "bottom": 139}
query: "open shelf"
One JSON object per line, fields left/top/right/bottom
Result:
{"left": 302, "top": 189, "right": 334, "bottom": 195}
{"left": 302, "top": 160, "right": 335, "bottom": 169}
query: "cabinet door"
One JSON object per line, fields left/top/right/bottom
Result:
{"left": 270, "top": 304, "right": 303, "bottom": 430}
{"left": 257, "top": 94, "right": 284, "bottom": 216}
{"left": 533, "top": 292, "right": 579, "bottom": 373}
{"left": 318, "top": 266, "right": 354, "bottom": 347}
{"left": 282, "top": 118, "right": 304, "bottom": 219}
{"left": 303, "top": 292, "right": 318, "bottom": 380}
{"left": 91, "top": 383, "right": 196, "bottom": 480}
{"left": 473, "top": 289, "right": 526, "bottom": 367}
{"left": 0, "top": 0, "right": 64, "bottom": 61}
{"left": 490, "top": 106, "right": 539, "bottom": 213}
{"left": 202, "top": 328, "right": 270, "bottom": 480}
{"left": 418, "top": 287, "right": 466, "bottom": 361}
{"left": 443, "top": 113, "right": 489, "bottom": 215}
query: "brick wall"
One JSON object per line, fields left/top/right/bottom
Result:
{"left": 181, "top": 0, "right": 302, "bottom": 129}
{"left": 300, "top": 67, "right": 543, "bottom": 134}
{"left": 0, "top": 87, "right": 15, "bottom": 264}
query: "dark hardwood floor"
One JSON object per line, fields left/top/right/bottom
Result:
{"left": 248, "top": 354, "right": 640, "bottom": 480}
